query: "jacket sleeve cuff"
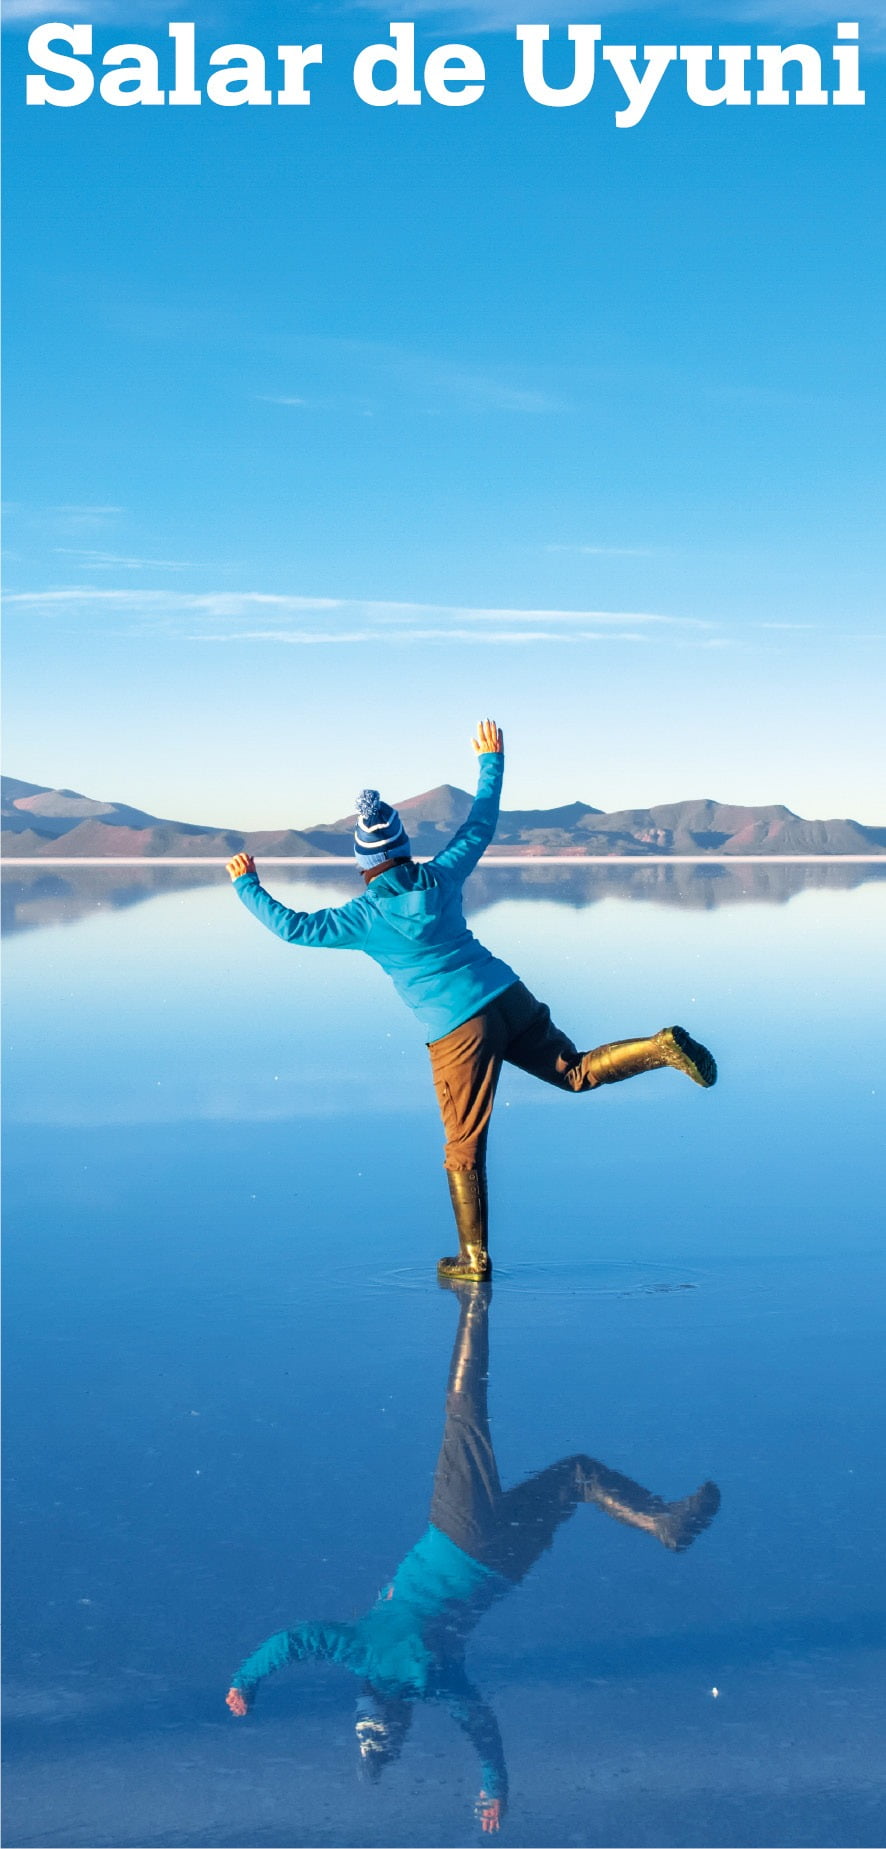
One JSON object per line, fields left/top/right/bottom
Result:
{"left": 476, "top": 752, "right": 504, "bottom": 785}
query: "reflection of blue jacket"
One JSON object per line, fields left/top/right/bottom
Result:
{"left": 231, "top": 1524, "right": 509, "bottom": 1801}
{"left": 233, "top": 753, "right": 517, "bottom": 1042}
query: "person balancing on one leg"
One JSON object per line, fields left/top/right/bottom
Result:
{"left": 226, "top": 719, "right": 717, "bottom": 1283}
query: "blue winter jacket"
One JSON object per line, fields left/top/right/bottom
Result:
{"left": 231, "top": 1523, "right": 510, "bottom": 1802}
{"left": 233, "top": 752, "right": 518, "bottom": 1043}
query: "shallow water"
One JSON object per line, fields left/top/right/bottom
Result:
{"left": 3, "top": 865, "right": 885, "bottom": 1847}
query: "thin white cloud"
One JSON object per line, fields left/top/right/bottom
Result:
{"left": 443, "top": 377, "right": 559, "bottom": 413}
{"left": 3, "top": 587, "right": 708, "bottom": 628}
{"left": 4, "top": 588, "right": 341, "bottom": 613}
{"left": 53, "top": 550, "right": 193, "bottom": 570}
{"left": 257, "top": 339, "right": 565, "bottom": 417}
{"left": 189, "top": 626, "right": 652, "bottom": 645}
{"left": 54, "top": 505, "right": 123, "bottom": 516}
{"left": 43, "top": 504, "right": 126, "bottom": 535}
{"left": 398, "top": 602, "right": 693, "bottom": 624}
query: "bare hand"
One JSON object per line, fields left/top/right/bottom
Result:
{"left": 226, "top": 1687, "right": 249, "bottom": 1715}
{"left": 226, "top": 852, "right": 255, "bottom": 882}
{"left": 475, "top": 1794, "right": 502, "bottom": 1832}
{"left": 472, "top": 719, "right": 503, "bottom": 756}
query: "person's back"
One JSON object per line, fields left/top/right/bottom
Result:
{"left": 356, "top": 855, "right": 518, "bottom": 1044}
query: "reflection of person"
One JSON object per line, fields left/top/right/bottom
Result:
{"left": 226, "top": 721, "right": 717, "bottom": 1280}
{"left": 226, "top": 1284, "right": 721, "bottom": 1832}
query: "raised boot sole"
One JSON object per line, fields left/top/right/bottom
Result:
{"left": 664, "top": 1026, "right": 718, "bottom": 1088}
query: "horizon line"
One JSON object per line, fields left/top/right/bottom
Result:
{"left": 4, "top": 856, "right": 885, "bottom": 868}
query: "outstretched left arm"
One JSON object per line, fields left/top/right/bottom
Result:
{"left": 226, "top": 857, "right": 371, "bottom": 950}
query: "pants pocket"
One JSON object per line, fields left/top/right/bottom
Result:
{"left": 437, "top": 1077, "right": 457, "bottom": 1139}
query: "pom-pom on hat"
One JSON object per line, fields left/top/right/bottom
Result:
{"left": 354, "top": 789, "right": 412, "bottom": 869}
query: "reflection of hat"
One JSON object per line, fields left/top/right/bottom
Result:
{"left": 353, "top": 790, "right": 412, "bottom": 869}
{"left": 355, "top": 1690, "right": 413, "bottom": 1780}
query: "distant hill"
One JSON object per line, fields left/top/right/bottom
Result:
{"left": 2, "top": 775, "right": 884, "bottom": 859}
{"left": 0, "top": 777, "right": 318, "bottom": 859}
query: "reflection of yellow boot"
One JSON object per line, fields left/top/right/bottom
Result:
{"left": 581, "top": 1025, "right": 717, "bottom": 1089}
{"left": 438, "top": 1275, "right": 491, "bottom": 1395}
{"left": 654, "top": 1480, "right": 721, "bottom": 1551}
{"left": 437, "top": 1169, "right": 491, "bottom": 1282}
{"left": 579, "top": 1462, "right": 721, "bottom": 1551}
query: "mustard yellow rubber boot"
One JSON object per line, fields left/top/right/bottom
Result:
{"left": 581, "top": 1025, "right": 717, "bottom": 1090}
{"left": 437, "top": 1169, "right": 491, "bottom": 1282}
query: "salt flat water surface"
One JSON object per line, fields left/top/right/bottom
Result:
{"left": 3, "top": 863, "right": 885, "bottom": 1848}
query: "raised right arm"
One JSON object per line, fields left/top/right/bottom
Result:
{"left": 431, "top": 723, "right": 504, "bottom": 882}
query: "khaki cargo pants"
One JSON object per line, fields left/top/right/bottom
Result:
{"left": 428, "top": 979, "right": 595, "bottom": 1174}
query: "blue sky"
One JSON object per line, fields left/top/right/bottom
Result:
{"left": 3, "top": 2, "right": 884, "bottom": 827}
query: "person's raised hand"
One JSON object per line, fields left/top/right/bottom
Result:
{"left": 226, "top": 1687, "right": 249, "bottom": 1716}
{"left": 226, "top": 852, "right": 256, "bottom": 882}
{"left": 475, "top": 1793, "right": 502, "bottom": 1833}
{"left": 472, "top": 719, "right": 503, "bottom": 756}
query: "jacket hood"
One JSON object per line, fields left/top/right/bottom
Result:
{"left": 367, "top": 865, "right": 446, "bottom": 937}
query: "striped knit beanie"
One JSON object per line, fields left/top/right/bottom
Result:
{"left": 353, "top": 790, "right": 412, "bottom": 869}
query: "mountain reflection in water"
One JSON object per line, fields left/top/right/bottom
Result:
{"left": 3, "top": 859, "right": 885, "bottom": 936}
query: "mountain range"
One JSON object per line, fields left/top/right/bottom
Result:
{"left": 3, "top": 775, "right": 884, "bottom": 858}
